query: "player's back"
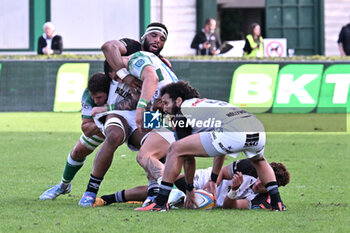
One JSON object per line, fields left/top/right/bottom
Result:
{"left": 180, "top": 98, "right": 263, "bottom": 133}
{"left": 127, "top": 51, "right": 178, "bottom": 103}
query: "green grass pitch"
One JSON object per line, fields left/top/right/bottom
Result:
{"left": 0, "top": 112, "right": 349, "bottom": 233}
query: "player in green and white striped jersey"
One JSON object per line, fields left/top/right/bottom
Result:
{"left": 40, "top": 73, "right": 110, "bottom": 200}
{"left": 79, "top": 50, "right": 178, "bottom": 207}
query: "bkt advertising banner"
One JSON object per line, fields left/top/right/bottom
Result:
{"left": 229, "top": 64, "right": 350, "bottom": 113}
{"left": 0, "top": 60, "right": 349, "bottom": 113}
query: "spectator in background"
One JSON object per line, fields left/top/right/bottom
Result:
{"left": 37, "top": 22, "right": 63, "bottom": 55}
{"left": 243, "top": 23, "right": 263, "bottom": 58}
{"left": 191, "top": 18, "right": 222, "bottom": 55}
{"left": 338, "top": 16, "right": 350, "bottom": 56}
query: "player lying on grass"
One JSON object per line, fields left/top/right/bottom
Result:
{"left": 135, "top": 81, "right": 286, "bottom": 212}
{"left": 93, "top": 159, "right": 290, "bottom": 209}
{"left": 79, "top": 51, "right": 178, "bottom": 207}
{"left": 39, "top": 73, "right": 110, "bottom": 200}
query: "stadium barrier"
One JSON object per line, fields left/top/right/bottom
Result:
{"left": 0, "top": 60, "right": 349, "bottom": 112}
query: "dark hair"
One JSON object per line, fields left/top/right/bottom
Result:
{"left": 147, "top": 22, "right": 168, "bottom": 35}
{"left": 88, "top": 73, "right": 110, "bottom": 95}
{"left": 270, "top": 162, "right": 290, "bottom": 187}
{"left": 160, "top": 81, "right": 200, "bottom": 101}
{"left": 104, "top": 60, "right": 113, "bottom": 79}
{"left": 204, "top": 18, "right": 215, "bottom": 26}
{"left": 248, "top": 23, "right": 260, "bottom": 36}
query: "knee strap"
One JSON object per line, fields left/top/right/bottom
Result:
{"left": 104, "top": 117, "right": 127, "bottom": 143}
{"left": 80, "top": 134, "right": 104, "bottom": 151}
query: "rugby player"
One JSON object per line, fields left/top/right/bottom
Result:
{"left": 39, "top": 73, "right": 110, "bottom": 200}
{"left": 78, "top": 50, "right": 178, "bottom": 207}
{"left": 101, "top": 22, "right": 172, "bottom": 92}
{"left": 101, "top": 22, "right": 179, "bottom": 208}
{"left": 135, "top": 81, "right": 286, "bottom": 212}
{"left": 93, "top": 159, "right": 290, "bottom": 210}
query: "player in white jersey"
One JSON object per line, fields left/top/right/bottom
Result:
{"left": 193, "top": 159, "right": 289, "bottom": 209}
{"left": 136, "top": 81, "right": 285, "bottom": 212}
{"left": 79, "top": 50, "right": 178, "bottom": 207}
{"left": 39, "top": 73, "right": 110, "bottom": 200}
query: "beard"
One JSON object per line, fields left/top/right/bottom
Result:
{"left": 143, "top": 37, "right": 163, "bottom": 55}
{"left": 171, "top": 104, "right": 181, "bottom": 116}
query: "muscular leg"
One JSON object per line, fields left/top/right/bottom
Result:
{"left": 149, "top": 134, "right": 209, "bottom": 208}
{"left": 92, "top": 125, "right": 124, "bottom": 177}
{"left": 79, "top": 114, "right": 128, "bottom": 207}
{"left": 162, "top": 134, "right": 208, "bottom": 183}
{"left": 136, "top": 132, "right": 169, "bottom": 180}
{"left": 94, "top": 186, "right": 148, "bottom": 207}
{"left": 250, "top": 156, "right": 284, "bottom": 211}
{"left": 135, "top": 132, "right": 170, "bottom": 205}
{"left": 249, "top": 157, "right": 276, "bottom": 185}
{"left": 61, "top": 141, "right": 93, "bottom": 184}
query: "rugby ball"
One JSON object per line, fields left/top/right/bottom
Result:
{"left": 192, "top": 189, "right": 215, "bottom": 210}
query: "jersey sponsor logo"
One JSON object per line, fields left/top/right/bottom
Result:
{"left": 135, "top": 59, "right": 145, "bottom": 67}
{"left": 115, "top": 87, "right": 131, "bottom": 98}
{"left": 226, "top": 110, "right": 248, "bottom": 117}
{"left": 191, "top": 98, "right": 207, "bottom": 106}
{"left": 81, "top": 103, "right": 89, "bottom": 109}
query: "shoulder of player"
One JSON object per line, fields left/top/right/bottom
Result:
{"left": 181, "top": 98, "right": 204, "bottom": 107}
{"left": 128, "top": 51, "right": 156, "bottom": 68}
{"left": 120, "top": 38, "right": 141, "bottom": 55}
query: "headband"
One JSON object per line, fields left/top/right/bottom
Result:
{"left": 142, "top": 26, "right": 168, "bottom": 40}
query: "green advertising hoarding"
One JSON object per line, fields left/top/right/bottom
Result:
{"left": 229, "top": 64, "right": 279, "bottom": 113}
{"left": 272, "top": 64, "right": 324, "bottom": 113}
{"left": 317, "top": 64, "right": 350, "bottom": 113}
{"left": 53, "top": 63, "right": 90, "bottom": 112}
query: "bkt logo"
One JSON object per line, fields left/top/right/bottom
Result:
{"left": 143, "top": 110, "right": 162, "bottom": 129}
{"left": 229, "top": 64, "right": 350, "bottom": 113}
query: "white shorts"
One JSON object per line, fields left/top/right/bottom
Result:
{"left": 199, "top": 131, "right": 266, "bottom": 160}
{"left": 152, "top": 127, "right": 176, "bottom": 144}
{"left": 94, "top": 110, "right": 137, "bottom": 136}
{"left": 94, "top": 110, "right": 138, "bottom": 151}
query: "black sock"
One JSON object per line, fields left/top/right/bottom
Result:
{"left": 86, "top": 174, "right": 103, "bottom": 194}
{"left": 101, "top": 194, "right": 116, "bottom": 205}
{"left": 174, "top": 177, "right": 186, "bottom": 193}
{"left": 101, "top": 190, "right": 125, "bottom": 205}
{"left": 155, "top": 181, "right": 173, "bottom": 206}
{"left": 147, "top": 187, "right": 159, "bottom": 197}
{"left": 265, "top": 181, "right": 282, "bottom": 208}
{"left": 147, "top": 180, "right": 160, "bottom": 197}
